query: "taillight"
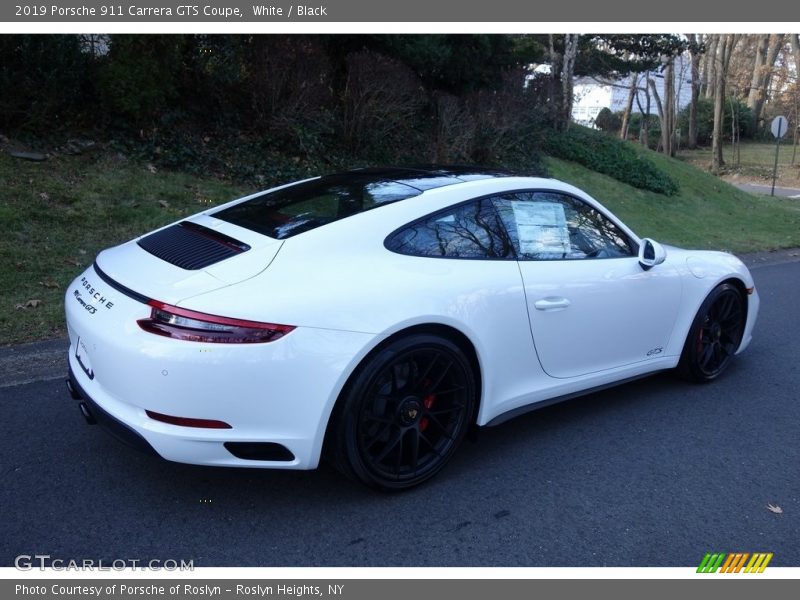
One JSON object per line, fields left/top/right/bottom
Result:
{"left": 137, "top": 301, "right": 295, "bottom": 344}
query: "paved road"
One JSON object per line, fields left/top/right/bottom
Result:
{"left": 734, "top": 182, "right": 800, "bottom": 198}
{"left": 2, "top": 263, "right": 798, "bottom": 567}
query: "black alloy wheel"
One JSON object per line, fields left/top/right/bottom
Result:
{"left": 330, "top": 334, "right": 476, "bottom": 491}
{"left": 679, "top": 283, "right": 746, "bottom": 382}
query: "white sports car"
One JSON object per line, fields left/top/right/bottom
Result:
{"left": 65, "top": 167, "right": 759, "bottom": 490}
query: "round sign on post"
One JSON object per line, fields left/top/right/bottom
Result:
{"left": 771, "top": 116, "right": 788, "bottom": 138}
{"left": 770, "top": 116, "right": 789, "bottom": 196}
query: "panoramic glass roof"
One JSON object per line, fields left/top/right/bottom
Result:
{"left": 213, "top": 167, "right": 510, "bottom": 239}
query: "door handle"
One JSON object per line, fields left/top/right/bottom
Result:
{"left": 534, "top": 297, "right": 571, "bottom": 311}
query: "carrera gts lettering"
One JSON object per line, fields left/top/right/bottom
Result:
{"left": 73, "top": 290, "right": 97, "bottom": 315}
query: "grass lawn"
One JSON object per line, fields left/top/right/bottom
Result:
{"left": 677, "top": 140, "right": 800, "bottom": 187}
{"left": 0, "top": 152, "right": 247, "bottom": 345}
{"left": 547, "top": 150, "right": 800, "bottom": 253}
{"left": 2, "top": 146, "right": 800, "bottom": 345}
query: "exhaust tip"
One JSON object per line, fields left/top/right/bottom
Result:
{"left": 78, "top": 402, "right": 97, "bottom": 425}
{"left": 65, "top": 378, "right": 81, "bottom": 400}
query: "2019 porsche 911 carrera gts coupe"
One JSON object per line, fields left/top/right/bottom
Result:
{"left": 65, "top": 166, "right": 759, "bottom": 490}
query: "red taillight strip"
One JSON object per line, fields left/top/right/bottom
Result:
{"left": 137, "top": 300, "right": 295, "bottom": 343}
{"left": 146, "top": 300, "right": 294, "bottom": 332}
{"left": 146, "top": 410, "right": 232, "bottom": 429}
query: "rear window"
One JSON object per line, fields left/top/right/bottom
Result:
{"left": 213, "top": 174, "right": 422, "bottom": 239}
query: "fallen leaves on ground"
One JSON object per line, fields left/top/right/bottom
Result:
{"left": 15, "top": 299, "right": 42, "bottom": 310}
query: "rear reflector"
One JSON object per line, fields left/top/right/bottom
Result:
{"left": 137, "top": 301, "right": 295, "bottom": 344}
{"left": 146, "top": 410, "right": 232, "bottom": 429}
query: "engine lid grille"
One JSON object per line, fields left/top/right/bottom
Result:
{"left": 137, "top": 221, "right": 251, "bottom": 270}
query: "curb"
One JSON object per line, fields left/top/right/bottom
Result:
{"left": 0, "top": 337, "right": 69, "bottom": 389}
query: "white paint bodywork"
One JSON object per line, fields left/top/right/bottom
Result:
{"left": 65, "top": 176, "right": 759, "bottom": 470}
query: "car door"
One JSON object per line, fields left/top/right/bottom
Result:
{"left": 491, "top": 191, "right": 682, "bottom": 379}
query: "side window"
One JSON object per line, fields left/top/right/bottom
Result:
{"left": 385, "top": 198, "right": 515, "bottom": 259}
{"left": 492, "top": 192, "right": 634, "bottom": 260}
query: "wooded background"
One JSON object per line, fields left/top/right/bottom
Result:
{"left": 1, "top": 34, "right": 797, "bottom": 180}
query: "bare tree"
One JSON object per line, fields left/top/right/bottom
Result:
{"left": 662, "top": 56, "right": 676, "bottom": 156}
{"left": 648, "top": 77, "right": 665, "bottom": 151}
{"left": 702, "top": 35, "right": 719, "bottom": 99}
{"left": 561, "top": 34, "right": 580, "bottom": 130}
{"left": 746, "top": 33, "right": 784, "bottom": 131}
{"left": 711, "top": 34, "right": 739, "bottom": 174}
{"left": 687, "top": 34, "right": 702, "bottom": 149}
{"left": 619, "top": 73, "right": 639, "bottom": 140}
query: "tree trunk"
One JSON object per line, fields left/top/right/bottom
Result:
{"left": 663, "top": 57, "right": 675, "bottom": 156}
{"left": 747, "top": 34, "right": 784, "bottom": 132}
{"left": 711, "top": 35, "right": 738, "bottom": 174}
{"left": 548, "top": 34, "right": 562, "bottom": 129}
{"left": 703, "top": 35, "right": 719, "bottom": 99}
{"left": 792, "top": 34, "right": 800, "bottom": 83}
{"left": 619, "top": 74, "right": 638, "bottom": 140}
{"left": 746, "top": 35, "right": 769, "bottom": 109}
{"left": 648, "top": 77, "right": 665, "bottom": 152}
{"left": 688, "top": 35, "right": 701, "bottom": 149}
{"left": 559, "top": 34, "right": 580, "bottom": 131}
{"left": 642, "top": 72, "right": 651, "bottom": 147}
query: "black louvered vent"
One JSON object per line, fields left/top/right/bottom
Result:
{"left": 137, "top": 221, "right": 251, "bottom": 270}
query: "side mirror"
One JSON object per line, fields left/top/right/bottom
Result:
{"left": 638, "top": 238, "right": 667, "bottom": 271}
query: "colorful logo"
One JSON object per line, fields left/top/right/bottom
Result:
{"left": 697, "top": 552, "right": 773, "bottom": 573}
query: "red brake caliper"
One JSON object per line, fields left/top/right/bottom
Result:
{"left": 420, "top": 392, "right": 436, "bottom": 432}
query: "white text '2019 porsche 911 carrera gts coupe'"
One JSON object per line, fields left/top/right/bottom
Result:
{"left": 65, "top": 166, "right": 759, "bottom": 490}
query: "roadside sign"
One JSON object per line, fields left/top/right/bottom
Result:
{"left": 770, "top": 116, "right": 789, "bottom": 196}
{"left": 771, "top": 116, "right": 788, "bottom": 139}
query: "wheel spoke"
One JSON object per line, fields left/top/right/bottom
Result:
{"left": 374, "top": 428, "right": 403, "bottom": 464}
{"left": 714, "top": 294, "right": 733, "bottom": 321}
{"left": 364, "top": 421, "right": 394, "bottom": 452}
{"left": 362, "top": 413, "right": 394, "bottom": 425}
{"left": 419, "top": 431, "right": 444, "bottom": 457}
{"left": 425, "top": 409, "right": 448, "bottom": 431}
{"left": 409, "top": 428, "right": 420, "bottom": 474}
{"left": 414, "top": 352, "right": 440, "bottom": 390}
{"left": 699, "top": 342, "right": 715, "bottom": 369}
{"left": 432, "top": 385, "right": 464, "bottom": 396}
{"left": 430, "top": 403, "right": 466, "bottom": 415}
{"left": 393, "top": 430, "right": 405, "bottom": 476}
{"left": 429, "top": 360, "right": 454, "bottom": 392}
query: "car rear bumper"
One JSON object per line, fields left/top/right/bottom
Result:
{"left": 67, "top": 365, "right": 159, "bottom": 457}
{"left": 64, "top": 265, "right": 378, "bottom": 470}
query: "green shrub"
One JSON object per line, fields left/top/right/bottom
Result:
{"left": 677, "top": 97, "right": 753, "bottom": 146}
{"left": 543, "top": 126, "right": 679, "bottom": 195}
{"left": 594, "top": 107, "right": 621, "bottom": 134}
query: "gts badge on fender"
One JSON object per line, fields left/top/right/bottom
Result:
{"left": 647, "top": 347, "right": 663, "bottom": 356}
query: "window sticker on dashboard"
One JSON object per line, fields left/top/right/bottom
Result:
{"left": 511, "top": 201, "right": 570, "bottom": 255}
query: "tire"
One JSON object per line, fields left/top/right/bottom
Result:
{"left": 678, "top": 283, "right": 746, "bottom": 382}
{"left": 329, "top": 334, "right": 477, "bottom": 491}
